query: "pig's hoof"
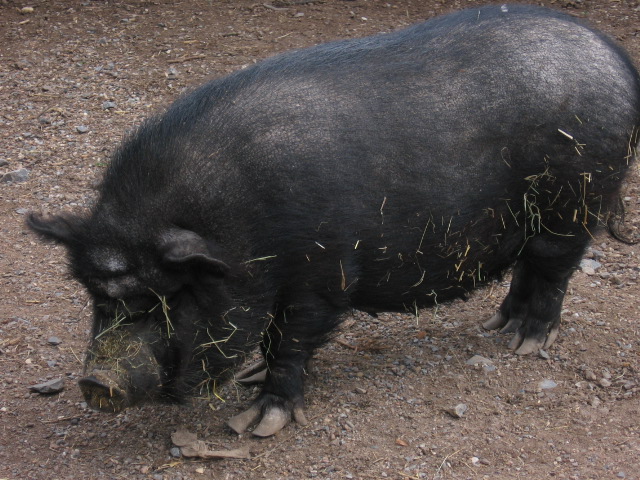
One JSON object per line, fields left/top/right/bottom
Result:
{"left": 235, "top": 360, "right": 267, "bottom": 385}
{"left": 482, "top": 311, "right": 507, "bottom": 330}
{"left": 484, "top": 312, "right": 560, "bottom": 355}
{"left": 509, "top": 323, "right": 560, "bottom": 355}
{"left": 227, "top": 405, "right": 262, "bottom": 434}
{"left": 482, "top": 312, "right": 524, "bottom": 333}
{"left": 227, "top": 396, "right": 308, "bottom": 437}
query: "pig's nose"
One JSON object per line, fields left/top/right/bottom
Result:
{"left": 78, "top": 369, "right": 128, "bottom": 413}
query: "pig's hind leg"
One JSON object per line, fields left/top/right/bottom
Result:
{"left": 228, "top": 294, "right": 343, "bottom": 437}
{"left": 483, "top": 235, "right": 586, "bottom": 355}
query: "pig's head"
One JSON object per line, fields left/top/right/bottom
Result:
{"left": 28, "top": 211, "right": 250, "bottom": 413}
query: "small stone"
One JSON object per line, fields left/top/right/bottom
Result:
{"left": 354, "top": 387, "right": 367, "bottom": 394}
{"left": 1, "top": 168, "right": 29, "bottom": 183}
{"left": 538, "top": 349, "right": 550, "bottom": 360}
{"left": 0, "top": 159, "right": 8, "bottom": 167}
{"left": 76, "top": 125, "right": 89, "bottom": 134}
{"left": 599, "top": 378, "right": 612, "bottom": 388}
{"left": 29, "top": 378, "right": 64, "bottom": 394}
{"left": 102, "top": 101, "right": 117, "bottom": 110}
{"left": 610, "top": 275, "right": 623, "bottom": 285}
{"left": 170, "top": 447, "right": 182, "bottom": 458}
{"left": 48, "top": 336, "right": 62, "bottom": 346}
{"left": 465, "top": 355, "right": 493, "bottom": 366}
{"left": 15, "top": 208, "right": 29, "bottom": 215}
{"left": 471, "top": 456, "right": 480, "bottom": 466}
{"left": 195, "top": 467, "right": 205, "bottom": 474}
{"left": 580, "top": 259, "right": 601, "bottom": 274}
{"left": 140, "top": 466, "right": 150, "bottom": 474}
{"left": 584, "top": 370, "right": 597, "bottom": 381}
{"left": 395, "top": 437, "right": 409, "bottom": 447}
{"left": 482, "top": 364, "right": 497, "bottom": 373}
{"left": 617, "top": 472, "right": 626, "bottom": 479}
{"left": 447, "top": 403, "right": 468, "bottom": 418}
{"left": 538, "top": 379, "right": 557, "bottom": 390}
{"left": 20, "top": 6, "right": 34, "bottom": 14}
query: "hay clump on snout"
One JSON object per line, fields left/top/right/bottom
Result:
{"left": 82, "top": 302, "right": 164, "bottom": 411}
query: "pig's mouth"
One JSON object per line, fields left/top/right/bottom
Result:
{"left": 78, "top": 369, "right": 130, "bottom": 413}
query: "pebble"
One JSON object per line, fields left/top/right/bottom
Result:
{"left": 599, "top": 378, "right": 612, "bottom": 388}
{"left": 538, "top": 379, "right": 557, "bottom": 390}
{"left": 169, "top": 447, "right": 181, "bottom": 458}
{"left": 47, "top": 336, "right": 62, "bottom": 346}
{"left": 76, "top": 125, "right": 89, "bottom": 134}
{"left": 465, "top": 355, "right": 493, "bottom": 366}
{"left": 29, "top": 378, "right": 64, "bottom": 394}
{"left": 1, "top": 168, "right": 29, "bottom": 183}
{"left": 591, "top": 249, "right": 605, "bottom": 259}
{"left": 584, "top": 370, "right": 597, "bottom": 381}
{"left": 102, "top": 101, "right": 117, "bottom": 110}
{"left": 447, "top": 403, "right": 468, "bottom": 418}
{"left": 579, "top": 259, "right": 601, "bottom": 275}
{"left": 538, "top": 349, "right": 550, "bottom": 360}
{"left": 0, "top": 158, "right": 8, "bottom": 167}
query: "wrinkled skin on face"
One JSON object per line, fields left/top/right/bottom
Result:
{"left": 28, "top": 213, "right": 258, "bottom": 412}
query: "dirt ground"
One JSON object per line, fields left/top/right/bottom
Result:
{"left": 1, "top": 0, "right": 639, "bottom": 479}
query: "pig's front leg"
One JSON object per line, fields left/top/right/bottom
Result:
{"left": 228, "top": 295, "right": 343, "bottom": 437}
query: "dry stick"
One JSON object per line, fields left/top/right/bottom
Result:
{"left": 68, "top": 346, "right": 84, "bottom": 365}
{"left": 433, "top": 448, "right": 462, "bottom": 480}
{"left": 40, "top": 416, "right": 80, "bottom": 424}
{"left": 167, "top": 55, "right": 206, "bottom": 64}
{"left": 263, "top": 3, "right": 289, "bottom": 10}
{"left": 335, "top": 338, "right": 358, "bottom": 351}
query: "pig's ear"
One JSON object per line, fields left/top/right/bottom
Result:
{"left": 160, "top": 229, "right": 230, "bottom": 277}
{"left": 26, "top": 213, "right": 82, "bottom": 245}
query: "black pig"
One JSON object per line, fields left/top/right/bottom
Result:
{"left": 29, "top": 4, "right": 640, "bottom": 437}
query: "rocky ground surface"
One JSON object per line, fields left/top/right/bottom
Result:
{"left": 1, "top": 0, "right": 639, "bottom": 479}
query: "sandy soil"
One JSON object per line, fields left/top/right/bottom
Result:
{"left": 1, "top": 1, "right": 639, "bottom": 479}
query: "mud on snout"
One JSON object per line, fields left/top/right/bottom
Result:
{"left": 78, "top": 331, "right": 161, "bottom": 413}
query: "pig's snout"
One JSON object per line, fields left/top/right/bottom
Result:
{"left": 79, "top": 369, "right": 129, "bottom": 413}
{"left": 80, "top": 334, "right": 162, "bottom": 413}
